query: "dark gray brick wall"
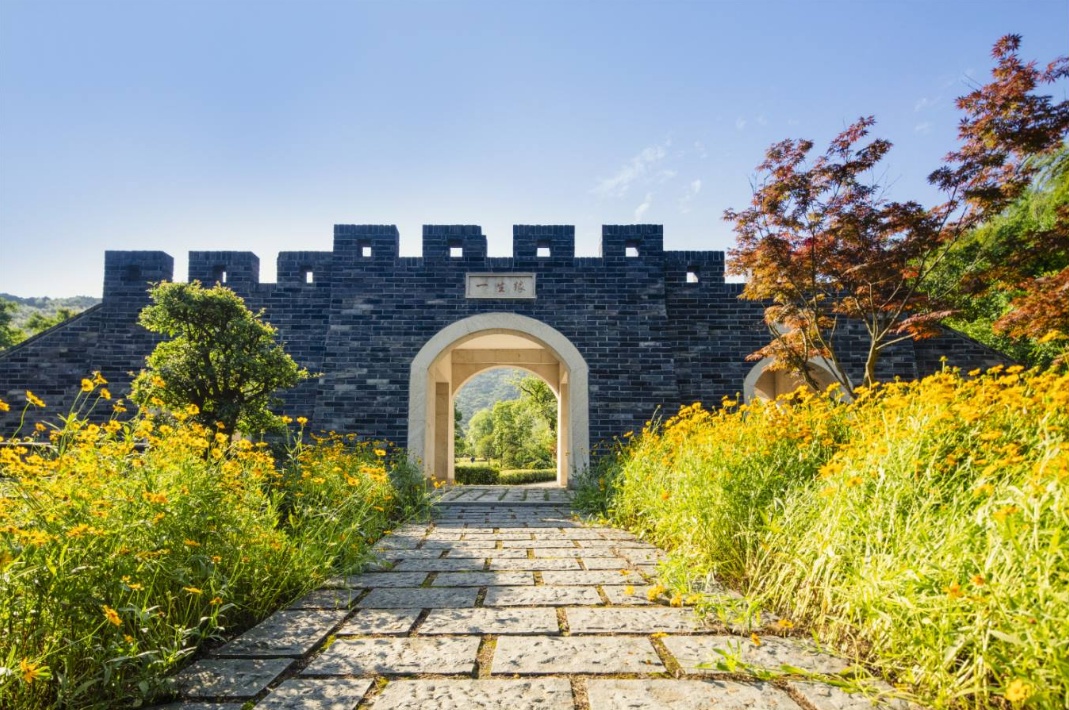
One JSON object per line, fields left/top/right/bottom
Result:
{"left": 0, "top": 225, "right": 1011, "bottom": 440}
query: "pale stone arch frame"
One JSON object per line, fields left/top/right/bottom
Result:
{"left": 742, "top": 356, "right": 853, "bottom": 403}
{"left": 407, "top": 313, "right": 590, "bottom": 488}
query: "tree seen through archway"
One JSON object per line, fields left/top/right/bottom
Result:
{"left": 454, "top": 368, "right": 557, "bottom": 472}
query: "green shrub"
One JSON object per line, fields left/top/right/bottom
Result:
{"left": 499, "top": 468, "right": 556, "bottom": 485}
{"left": 454, "top": 464, "right": 500, "bottom": 484}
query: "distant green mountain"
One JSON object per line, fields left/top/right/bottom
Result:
{"left": 454, "top": 368, "right": 524, "bottom": 427}
{"left": 0, "top": 293, "right": 100, "bottom": 329}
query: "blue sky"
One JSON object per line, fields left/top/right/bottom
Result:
{"left": 1, "top": 0, "right": 1066, "bottom": 297}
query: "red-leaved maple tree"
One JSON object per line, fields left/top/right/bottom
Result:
{"left": 726, "top": 35, "right": 1068, "bottom": 396}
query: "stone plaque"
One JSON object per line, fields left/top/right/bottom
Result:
{"left": 466, "top": 273, "right": 536, "bottom": 299}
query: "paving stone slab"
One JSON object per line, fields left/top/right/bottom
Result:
{"left": 389, "top": 548, "right": 448, "bottom": 560}
{"left": 360, "top": 587, "right": 479, "bottom": 609}
{"left": 153, "top": 704, "right": 244, "bottom": 710}
{"left": 500, "top": 539, "right": 577, "bottom": 548}
{"left": 586, "top": 679, "right": 802, "bottom": 710}
{"left": 215, "top": 609, "right": 347, "bottom": 657}
{"left": 422, "top": 539, "right": 498, "bottom": 549}
{"left": 487, "top": 558, "right": 581, "bottom": 571}
{"left": 663, "top": 635, "right": 851, "bottom": 676}
{"left": 288, "top": 588, "right": 362, "bottom": 610}
{"left": 566, "top": 606, "right": 705, "bottom": 633}
{"left": 418, "top": 607, "right": 559, "bottom": 635}
{"left": 446, "top": 547, "right": 527, "bottom": 559}
{"left": 337, "top": 608, "right": 423, "bottom": 635}
{"left": 789, "top": 681, "right": 916, "bottom": 710}
{"left": 618, "top": 548, "right": 667, "bottom": 563}
{"left": 430, "top": 571, "right": 534, "bottom": 586}
{"left": 580, "top": 557, "right": 640, "bottom": 570}
{"left": 533, "top": 547, "right": 617, "bottom": 558}
{"left": 483, "top": 585, "right": 602, "bottom": 606}
{"left": 394, "top": 558, "right": 486, "bottom": 572}
{"left": 304, "top": 636, "right": 480, "bottom": 675}
{"left": 601, "top": 585, "right": 654, "bottom": 606}
{"left": 541, "top": 570, "right": 645, "bottom": 586}
{"left": 176, "top": 658, "right": 293, "bottom": 699}
{"left": 256, "top": 677, "right": 375, "bottom": 709}
{"left": 493, "top": 635, "right": 663, "bottom": 674}
{"left": 329, "top": 572, "right": 429, "bottom": 588}
{"left": 369, "top": 678, "right": 574, "bottom": 710}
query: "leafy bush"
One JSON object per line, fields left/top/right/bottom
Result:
{"left": 0, "top": 382, "right": 427, "bottom": 709}
{"left": 454, "top": 464, "right": 500, "bottom": 485}
{"left": 577, "top": 365, "right": 1069, "bottom": 709}
{"left": 499, "top": 468, "right": 556, "bottom": 485}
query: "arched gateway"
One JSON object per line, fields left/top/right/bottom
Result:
{"left": 407, "top": 314, "right": 589, "bottom": 486}
{"left": 0, "top": 223, "right": 1008, "bottom": 488}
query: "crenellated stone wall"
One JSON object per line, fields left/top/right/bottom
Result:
{"left": 0, "top": 224, "right": 1009, "bottom": 447}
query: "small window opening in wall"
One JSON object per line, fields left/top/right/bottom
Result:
{"left": 686, "top": 267, "right": 700, "bottom": 284}
{"left": 123, "top": 265, "right": 141, "bottom": 282}
{"left": 213, "top": 266, "right": 228, "bottom": 284}
{"left": 302, "top": 268, "right": 314, "bottom": 284}
{"left": 449, "top": 242, "right": 464, "bottom": 258}
{"left": 537, "top": 240, "right": 551, "bottom": 258}
{"left": 359, "top": 240, "right": 372, "bottom": 258}
{"left": 625, "top": 240, "right": 640, "bottom": 258}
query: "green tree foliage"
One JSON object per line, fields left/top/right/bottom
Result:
{"left": 0, "top": 299, "right": 24, "bottom": 350}
{"left": 932, "top": 148, "right": 1068, "bottom": 366}
{"left": 464, "top": 374, "right": 557, "bottom": 469}
{"left": 453, "top": 403, "right": 469, "bottom": 457}
{"left": 131, "top": 281, "right": 310, "bottom": 436}
{"left": 24, "top": 308, "right": 77, "bottom": 336}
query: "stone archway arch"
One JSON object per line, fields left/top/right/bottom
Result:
{"left": 408, "top": 313, "right": 589, "bottom": 487}
{"left": 742, "top": 356, "right": 852, "bottom": 402}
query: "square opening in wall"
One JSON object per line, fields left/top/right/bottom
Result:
{"left": 213, "top": 266, "right": 228, "bottom": 284}
{"left": 449, "top": 242, "right": 464, "bottom": 258}
{"left": 686, "top": 267, "right": 700, "bottom": 284}
{"left": 625, "top": 240, "right": 640, "bottom": 258}
{"left": 537, "top": 240, "right": 551, "bottom": 258}
{"left": 359, "top": 240, "right": 372, "bottom": 258}
{"left": 302, "top": 268, "right": 314, "bottom": 284}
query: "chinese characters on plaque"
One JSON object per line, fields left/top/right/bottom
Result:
{"left": 465, "top": 273, "right": 537, "bottom": 299}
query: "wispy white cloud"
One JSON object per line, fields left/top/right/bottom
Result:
{"left": 634, "top": 192, "right": 653, "bottom": 221}
{"left": 735, "top": 117, "right": 747, "bottom": 131}
{"left": 914, "top": 122, "right": 932, "bottom": 134}
{"left": 914, "top": 97, "right": 934, "bottom": 112}
{"left": 694, "top": 141, "right": 708, "bottom": 159}
{"left": 678, "top": 179, "right": 702, "bottom": 213}
{"left": 592, "top": 141, "right": 672, "bottom": 198}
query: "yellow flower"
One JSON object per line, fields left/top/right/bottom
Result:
{"left": 19, "top": 659, "right": 46, "bottom": 684}
{"left": 34, "top": 422, "right": 47, "bottom": 433}
{"left": 750, "top": 633, "right": 762, "bottom": 646}
{"left": 102, "top": 604, "right": 121, "bottom": 626}
{"left": 0, "top": 397, "right": 9, "bottom": 412}
{"left": 1004, "top": 678, "right": 1032, "bottom": 703}
{"left": 25, "top": 391, "right": 45, "bottom": 408}
{"left": 296, "top": 416, "right": 308, "bottom": 426}
{"left": 210, "top": 596, "right": 223, "bottom": 605}
{"left": 183, "top": 586, "right": 203, "bottom": 595}
{"left": 123, "top": 634, "right": 135, "bottom": 644}
{"left": 81, "top": 378, "right": 94, "bottom": 392}
{"left": 624, "top": 585, "right": 635, "bottom": 596}
{"left": 93, "top": 371, "right": 108, "bottom": 385}
{"left": 776, "top": 618, "right": 795, "bottom": 630}
{"left": 669, "top": 594, "right": 683, "bottom": 607}
{"left": 374, "top": 448, "right": 387, "bottom": 457}
{"left": 945, "top": 582, "right": 963, "bottom": 599}
{"left": 99, "top": 388, "right": 111, "bottom": 400}
{"left": 971, "top": 574, "right": 985, "bottom": 587}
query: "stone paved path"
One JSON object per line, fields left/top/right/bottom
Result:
{"left": 160, "top": 486, "right": 910, "bottom": 710}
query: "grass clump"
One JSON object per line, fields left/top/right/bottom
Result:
{"left": 499, "top": 468, "right": 556, "bottom": 485}
{"left": 454, "top": 463, "right": 500, "bottom": 484}
{"left": 0, "top": 382, "right": 428, "bottom": 709}
{"left": 576, "top": 365, "right": 1069, "bottom": 709}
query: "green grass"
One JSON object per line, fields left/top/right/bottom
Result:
{"left": 576, "top": 366, "right": 1069, "bottom": 709}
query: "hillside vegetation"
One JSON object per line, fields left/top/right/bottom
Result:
{"left": 578, "top": 365, "right": 1068, "bottom": 709}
